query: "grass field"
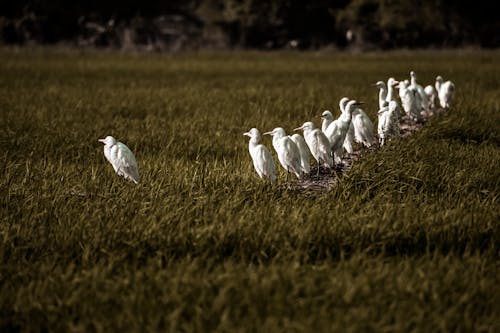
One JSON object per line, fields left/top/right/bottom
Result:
{"left": 0, "top": 49, "right": 499, "bottom": 332}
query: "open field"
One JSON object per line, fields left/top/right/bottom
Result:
{"left": 0, "top": 49, "right": 499, "bottom": 331}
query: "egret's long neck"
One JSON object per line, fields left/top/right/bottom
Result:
{"left": 435, "top": 80, "right": 442, "bottom": 93}
{"left": 379, "top": 87, "right": 387, "bottom": 104}
{"left": 248, "top": 137, "right": 259, "bottom": 151}
{"left": 386, "top": 85, "right": 395, "bottom": 101}
{"left": 411, "top": 76, "right": 417, "bottom": 86}
{"left": 272, "top": 135, "right": 282, "bottom": 150}
{"left": 321, "top": 118, "right": 331, "bottom": 132}
{"left": 102, "top": 144, "right": 113, "bottom": 161}
{"left": 344, "top": 109, "right": 353, "bottom": 123}
{"left": 340, "top": 102, "right": 347, "bottom": 113}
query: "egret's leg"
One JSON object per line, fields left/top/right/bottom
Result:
{"left": 316, "top": 161, "right": 320, "bottom": 178}
{"left": 286, "top": 168, "right": 289, "bottom": 183}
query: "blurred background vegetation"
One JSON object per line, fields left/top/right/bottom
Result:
{"left": 1, "top": 0, "right": 499, "bottom": 51}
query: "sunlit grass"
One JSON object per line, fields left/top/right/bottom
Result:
{"left": 0, "top": 49, "right": 499, "bottom": 332}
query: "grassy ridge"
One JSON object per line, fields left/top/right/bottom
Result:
{"left": 0, "top": 49, "right": 499, "bottom": 331}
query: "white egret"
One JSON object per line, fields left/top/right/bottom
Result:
{"left": 321, "top": 98, "right": 354, "bottom": 155}
{"left": 294, "top": 121, "right": 333, "bottom": 177}
{"left": 263, "top": 127, "right": 302, "bottom": 181}
{"left": 372, "top": 81, "right": 388, "bottom": 110}
{"left": 320, "top": 110, "right": 340, "bottom": 162}
{"left": 385, "top": 78, "right": 399, "bottom": 104}
{"left": 409, "top": 70, "right": 430, "bottom": 112}
{"left": 321, "top": 110, "right": 334, "bottom": 133}
{"left": 424, "top": 85, "right": 437, "bottom": 109}
{"left": 377, "top": 101, "right": 400, "bottom": 146}
{"left": 322, "top": 100, "right": 360, "bottom": 164}
{"left": 352, "top": 103, "right": 375, "bottom": 148}
{"left": 398, "top": 80, "right": 423, "bottom": 122}
{"left": 98, "top": 136, "right": 140, "bottom": 184}
{"left": 243, "top": 128, "right": 277, "bottom": 184}
{"left": 385, "top": 77, "right": 402, "bottom": 119}
{"left": 339, "top": 97, "right": 356, "bottom": 154}
{"left": 290, "top": 134, "right": 311, "bottom": 174}
{"left": 435, "top": 76, "right": 455, "bottom": 109}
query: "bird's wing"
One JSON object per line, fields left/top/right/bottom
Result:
{"left": 115, "top": 143, "right": 140, "bottom": 183}
{"left": 314, "top": 131, "right": 332, "bottom": 156}
{"left": 379, "top": 112, "right": 390, "bottom": 133}
{"left": 255, "top": 145, "right": 276, "bottom": 177}
{"left": 324, "top": 120, "right": 339, "bottom": 142}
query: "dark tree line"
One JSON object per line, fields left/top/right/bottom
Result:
{"left": 0, "top": 0, "right": 498, "bottom": 50}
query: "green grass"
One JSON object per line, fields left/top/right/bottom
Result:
{"left": 0, "top": 49, "right": 499, "bottom": 332}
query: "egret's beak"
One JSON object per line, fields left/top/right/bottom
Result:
{"left": 395, "top": 84, "right": 400, "bottom": 89}
{"left": 393, "top": 80, "right": 400, "bottom": 85}
{"left": 356, "top": 101, "right": 365, "bottom": 106}
{"left": 263, "top": 131, "right": 273, "bottom": 136}
{"left": 243, "top": 132, "right": 250, "bottom": 137}
{"left": 293, "top": 126, "right": 303, "bottom": 132}
{"left": 370, "top": 83, "right": 378, "bottom": 86}
{"left": 98, "top": 138, "right": 105, "bottom": 143}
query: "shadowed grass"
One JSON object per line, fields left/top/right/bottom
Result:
{"left": 0, "top": 49, "right": 499, "bottom": 332}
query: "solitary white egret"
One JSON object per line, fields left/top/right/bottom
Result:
{"left": 409, "top": 71, "right": 430, "bottom": 112}
{"left": 290, "top": 133, "right": 311, "bottom": 174}
{"left": 243, "top": 128, "right": 277, "bottom": 184}
{"left": 372, "top": 81, "right": 388, "bottom": 110}
{"left": 352, "top": 103, "right": 375, "bottom": 147}
{"left": 435, "top": 76, "right": 455, "bottom": 109}
{"left": 424, "top": 85, "right": 437, "bottom": 109}
{"left": 294, "top": 121, "right": 333, "bottom": 177}
{"left": 398, "top": 80, "right": 423, "bottom": 122}
{"left": 264, "top": 127, "right": 302, "bottom": 181}
{"left": 377, "top": 101, "right": 400, "bottom": 146}
{"left": 98, "top": 136, "right": 140, "bottom": 184}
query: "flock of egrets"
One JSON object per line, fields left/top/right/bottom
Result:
{"left": 243, "top": 72, "right": 455, "bottom": 184}
{"left": 98, "top": 71, "right": 454, "bottom": 185}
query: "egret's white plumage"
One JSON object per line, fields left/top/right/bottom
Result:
{"left": 322, "top": 100, "right": 359, "bottom": 164}
{"left": 339, "top": 98, "right": 356, "bottom": 154}
{"left": 290, "top": 133, "right": 311, "bottom": 174}
{"left": 321, "top": 98, "right": 355, "bottom": 156}
{"left": 377, "top": 101, "right": 400, "bottom": 146}
{"left": 320, "top": 110, "right": 340, "bottom": 162}
{"left": 264, "top": 127, "right": 302, "bottom": 180}
{"left": 386, "top": 77, "right": 402, "bottom": 119}
{"left": 99, "top": 136, "right": 140, "bottom": 184}
{"left": 373, "top": 81, "right": 388, "bottom": 110}
{"left": 398, "top": 80, "right": 423, "bottom": 122}
{"left": 424, "top": 85, "right": 437, "bottom": 109}
{"left": 435, "top": 76, "right": 455, "bottom": 109}
{"left": 243, "top": 128, "right": 277, "bottom": 184}
{"left": 352, "top": 104, "right": 375, "bottom": 147}
{"left": 294, "top": 121, "right": 333, "bottom": 176}
{"left": 321, "top": 109, "right": 334, "bottom": 133}
{"left": 409, "top": 71, "right": 430, "bottom": 112}
{"left": 385, "top": 78, "right": 399, "bottom": 104}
